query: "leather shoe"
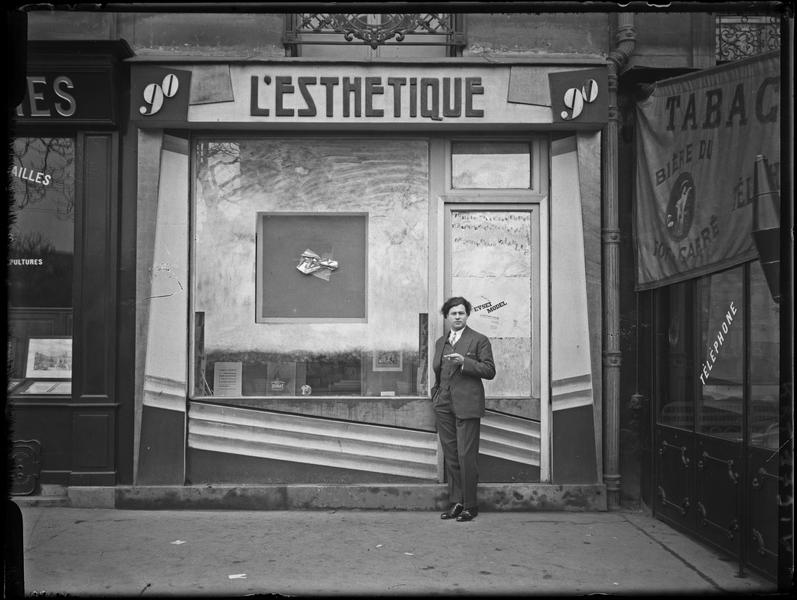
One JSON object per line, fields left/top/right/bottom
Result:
{"left": 440, "top": 503, "right": 464, "bottom": 519}
{"left": 456, "top": 508, "right": 478, "bottom": 522}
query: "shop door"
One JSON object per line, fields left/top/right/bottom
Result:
{"left": 653, "top": 264, "right": 780, "bottom": 580}
{"left": 444, "top": 203, "right": 542, "bottom": 482}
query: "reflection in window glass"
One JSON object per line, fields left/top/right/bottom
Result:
{"left": 656, "top": 281, "right": 696, "bottom": 430}
{"left": 451, "top": 142, "right": 531, "bottom": 189}
{"left": 8, "top": 137, "right": 75, "bottom": 307}
{"left": 697, "top": 268, "right": 744, "bottom": 440}
{"left": 192, "top": 138, "right": 430, "bottom": 398}
{"left": 8, "top": 137, "right": 75, "bottom": 383}
{"left": 749, "top": 261, "right": 779, "bottom": 449}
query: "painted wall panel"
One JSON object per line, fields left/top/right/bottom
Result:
{"left": 550, "top": 134, "right": 598, "bottom": 483}
{"left": 135, "top": 132, "right": 190, "bottom": 484}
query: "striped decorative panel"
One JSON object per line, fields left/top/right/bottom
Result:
{"left": 188, "top": 402, "right": 438, "bottom": 479}
{"left": 481, "top": 411, "right": 541, "bottom": 467}
{"left": 551, "top": 373, "right": 593, "bottom": 412}
{"left": 143, "top": 374, "right": 187, "bottom": 412}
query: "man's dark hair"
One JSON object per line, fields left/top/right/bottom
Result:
{"left": 441, "top": 296, "right": 472, "bottom": 317}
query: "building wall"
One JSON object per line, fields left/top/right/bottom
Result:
{"left": 25, "top": 10, "right": 715, "bottom": 68}
{"left": 463, "top": 13, "right": 609, "bottom": 57}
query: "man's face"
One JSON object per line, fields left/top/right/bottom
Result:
{"left": 446, "top": 304, "right": 469, "bottom": 331}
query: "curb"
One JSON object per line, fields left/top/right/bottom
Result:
{"left": 13, "top": 482, "right": 608, "bottom": 511}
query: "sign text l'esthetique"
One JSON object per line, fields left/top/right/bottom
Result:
{"left": 249, "top": 75, "right": 485, "bottom": 121}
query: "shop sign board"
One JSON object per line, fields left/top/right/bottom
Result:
{"left": 548, "top": 67, "right": 607, "bottom": 126}
{"left": 130, "top": 63, "right": 608, "bottom": 127}
{"left": 15, "top": 69, "right": 119, "bottom": 125}
{"left": 634, "top": 52, "right": 780, "bottom": 290}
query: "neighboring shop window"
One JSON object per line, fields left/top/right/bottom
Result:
{"left": 655, "top": 280, "right": 696, "bottom": 430}
{"left": 696, "top": 267, "right": 743, "bottom": 439}
{"left": 191, "top": 138, "right": 430, "bottom": 398}
{"left": 749, "top": 261, "right": 779, "bottom": 449}
{"left": 654, "top": 262, "right": 779, "bottom": 448}
{"left": 8, "top": 137, "right": 75, "bottom": 390}
{"left": 451, "top": 141, "right": 531, "bottom": 189}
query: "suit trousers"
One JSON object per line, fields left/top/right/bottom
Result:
{"left": 434, "top": 394, "right": 481, "bottom": 509}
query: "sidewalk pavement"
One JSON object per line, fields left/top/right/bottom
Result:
{"left": 15, "top": 505, "right": 782, "bottom": 597}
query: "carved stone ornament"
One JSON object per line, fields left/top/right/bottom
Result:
{"left": 11, "top": 439, "right": 42, "bottom": 496}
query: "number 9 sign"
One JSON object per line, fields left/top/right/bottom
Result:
{"left": 139, "top": 74, "right": 180, "bottom": 116}
{"left": 560, "top": 78, "right": 599, "bottom": 121}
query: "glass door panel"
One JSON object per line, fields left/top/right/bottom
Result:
{"left": 446, "top": 207, "right": 539, "bottom": 405}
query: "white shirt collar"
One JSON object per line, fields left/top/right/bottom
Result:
{"left": 449, "top": 328, "right": 464, "bottom": 343}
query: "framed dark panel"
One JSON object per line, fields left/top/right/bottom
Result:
{"left": 256, "top": 212, "right": 368, "bottom": 322}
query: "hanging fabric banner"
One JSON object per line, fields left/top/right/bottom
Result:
{"left": 633, "top": 51, "right": 780, "bottom": 290}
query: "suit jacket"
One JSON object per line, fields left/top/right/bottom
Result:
{"left": 431, "top": 326, "right": 496, "bottom": 419}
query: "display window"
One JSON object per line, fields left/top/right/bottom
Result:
{"left": 191, "top": 137, "right": 430, "bottom": 398}
{"left": 8, "top": 137, "right": 75, "bottom": 393}
{"left": 748, "top": 260, "right": 779, "bottom": 449}
{"left": 654, "top": 262, "right": 779, "bottom": 448}
{"left": 695, "top": 268, "right": 744, "bottom": 438}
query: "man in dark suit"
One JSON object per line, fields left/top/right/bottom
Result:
{"left": 431, "top": 296, "right": 496, "bottom": 522}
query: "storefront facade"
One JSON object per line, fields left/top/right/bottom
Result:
{"left": 129, "top": 58, "right": 608, "bottom": 503}
{"left": 630, "top": 51, "right": 785, "bottom": 580}
{"left": 12, "top": 16, "right": 788, "bottom": 558}
{"left": 8, "top": 40, "right": 134, "bottom": 491}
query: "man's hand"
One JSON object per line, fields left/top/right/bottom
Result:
{"left": 443, "top": 353, "right": 464, "bottom": 365}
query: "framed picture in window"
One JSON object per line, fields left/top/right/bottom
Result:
{"left": 256, "top": 212, "right": 368, "bottom": 322}
{"left": 372, "top": 350, "right": 403, "bottom": 372}
{"left": 24, "top": 336, "right": 72, "bottom": 379}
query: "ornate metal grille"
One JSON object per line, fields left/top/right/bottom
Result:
{"left": 716, "top": 15, "right": 780, "bottom": 62}
{"left": 284, "top": 13, "right": 465, "bottom": 54}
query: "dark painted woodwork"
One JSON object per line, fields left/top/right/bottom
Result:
{"left": 74, "top": 133, "right": 116, "bottom": 397}
{"left": 68, "top": 131, "right": 119, "bottom": 485}
{"left": 137, "top": 406, "right": 186, "bottom": 485}
{"left": 72, "top": 412, "right": 114, "bottom": 470}
{"left": 8, "top": 404, "right": 74, "bottom": 485}
{"left": 694, "top": 435, "right": 742, "bottom": 557}
{"left": 9, "top": 40, "right": 131, "bottom": 489}
{"left": 746, "top": 446, "right": 780, "bottom": 577}
{"left": 654, "top": 426, "right": 774, "bottom": 574}
{"left": 115, "top": 115, "right": 139, "bottom": 485}
{"left": 655, "top": 426, "right": 695, "bottom": 531}
{"left": 15, "top": 41, "right": 133, "bottom": 128}
{"left": 479, "top": 454, "right": 540, "bottom": 484}
{"left": 552, "top": 405, "right": 598, "bottom": 483}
